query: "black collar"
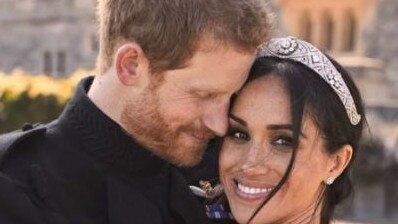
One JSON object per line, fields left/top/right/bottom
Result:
{"left": 57, "top": 76, "right": 165, "bottom": 177}
{"left": 57, "top": 76, "right": 209, "bottom": 223}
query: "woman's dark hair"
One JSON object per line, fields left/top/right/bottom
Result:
{"left": 244, "top": 55, "right": 365, "bottom": 224}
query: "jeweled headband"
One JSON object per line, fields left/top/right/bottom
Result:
{"left": 257, "top": 36, "right": 361, "bottom": 125}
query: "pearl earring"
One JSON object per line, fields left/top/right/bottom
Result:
{"left": 325, "top": 177, "right": 334, "bottom": 185}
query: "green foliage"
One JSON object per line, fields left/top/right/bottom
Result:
{"left": 0, "top": 90, "right": 66, "bottom": 133}
{"left": 0, "top": 70, "right": 89, "bottom": 134}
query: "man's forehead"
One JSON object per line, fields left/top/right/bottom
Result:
{"left": 187, "top": 76, "right": 245, "bottom": 95}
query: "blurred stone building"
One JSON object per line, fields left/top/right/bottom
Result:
{"left": 0, "top": 0, "right": 97, "bottom": 77}
{"left": 274, "top": 0, "right": 398, "bottom": 223}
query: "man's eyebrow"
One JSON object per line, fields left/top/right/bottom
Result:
{"left": 229, "top": 114, "right": 247, "bottom": 126}
{"left": 189, "top": 87, "right": 224, "bottom": 95}
{"left": 267, "top": 124, "right": 307, "bottom": 138}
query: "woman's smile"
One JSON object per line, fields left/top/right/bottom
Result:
{"left": 233, "top": 178, "right": 275, "bottom": 201}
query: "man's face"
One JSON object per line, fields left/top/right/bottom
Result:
{"left": 122, "top": 42, "right": 255, "bottom": 167}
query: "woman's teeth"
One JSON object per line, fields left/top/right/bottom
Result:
{"left": 237, "top": 182, "right": 273, "bottom": 195}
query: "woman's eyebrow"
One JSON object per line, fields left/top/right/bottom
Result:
{"left": 229, "top": 114, "right": 247, "bottom": 127}
{"left": 267, "top": 124, "right": 293, "bottom": 130}
{"left": 267, "top": 124, "right": 307, "bottom": 138}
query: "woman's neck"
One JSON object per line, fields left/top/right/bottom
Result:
{"left": 271, "top": 202, "right": 322, "bottom": 224}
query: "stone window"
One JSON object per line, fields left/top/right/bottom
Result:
{"left": 344, "top": 11, "right": 357, "bottom": 52}
{"left": 322, "top": 12, "right": 334, "bottom": 51}
{"left": 57, "top": 51, "right": 66, "bottom": 76}
{"left": 43, "top": 51, "right": 53, "bottom": 76}
{"left": 299, "top": 11, "right": 312, "bottom": 43}
{"left": 43, "top": 51, "right": 67, "bottom": 76}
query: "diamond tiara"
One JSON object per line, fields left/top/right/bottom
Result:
{"left": 257, "top": 37, "right": 361, "bottom": 125}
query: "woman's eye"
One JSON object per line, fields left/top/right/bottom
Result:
{"left": 272, "top": 136, "right": 293, "bottom": 147}
{"left": 227, "top": 129, "right": 249, "bottom": 141}
{"left": 233, "top": 132, "right": 248, "bottom": 140}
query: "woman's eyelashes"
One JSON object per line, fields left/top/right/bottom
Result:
{"left": 227, "top": 126, "right": 250, "bottom": 142}
{"left": 270, "top": 135, "right": 294, "bottom": 152}
{"left": 227, "top": 129, "right": 293, "bottom": 151}
{"left": 227, "top": 125, "right": 293, "bottom": 148}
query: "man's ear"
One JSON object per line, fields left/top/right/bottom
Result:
{"left": 325, "top": 145, "right": 353, "bottom": 184}
{"left": 114, "top": 43, "right": 149, "bottom": 86}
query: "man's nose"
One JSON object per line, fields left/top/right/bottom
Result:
{"left": 202, "top": 100, "right": 229, "bottom": 136}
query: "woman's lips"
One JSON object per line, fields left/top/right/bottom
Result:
{"left": 233, "top": 178, "right": 275, "bottom": 201}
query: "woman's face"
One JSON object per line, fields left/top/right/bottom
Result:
{"left": 220, "top": 75, "right": 334, "bottom": 224}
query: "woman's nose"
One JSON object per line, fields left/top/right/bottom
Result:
{"left": 240, "top": 144, "right": 270, "bottom": 176}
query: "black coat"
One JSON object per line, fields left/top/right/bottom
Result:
{"left": 0, "top": 77, "right": 209, "bottom": 224}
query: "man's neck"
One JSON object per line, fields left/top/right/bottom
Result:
{"left": 87, "top": 73, "right": 126, "bottom": 127}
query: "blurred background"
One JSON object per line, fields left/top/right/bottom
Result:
{"left": 0, "top": 0, "right": 397, "bottom": 223}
